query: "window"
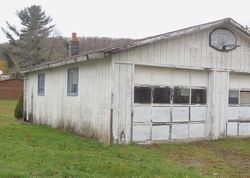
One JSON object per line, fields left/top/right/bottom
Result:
{"left": 240, "top": 91, "right": 250, "bottom": 104}
{"left": 37, "top": 73, "right": 45, "bottom": 96}
{"left": 134, "top": 86, "right": 151, "bottom": 103}
{"left": 67, "top": 68, "right": 78, "bottom": 96}
{"left": 191, "top": 89, "right": 206, "bottom": 104}
{"left": 153, "top": 87, "right": 171, "bottom": 104}
{"left": 173, "top": 87, "right": 190, "bottom": 104}
{"left": 229, "top": 90, "right": 239, "bottom": 104}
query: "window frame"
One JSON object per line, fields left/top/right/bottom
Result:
{"left": 239, "top": 90, "right": 250, "bottom": 105}
{"left": 37, "top": 73, "right": 45, "bottom": 96}
{"left": 67, "top": 67, "right": 79, "bottom": 96}
{"left": 134, "top": 85, "right": 152, "bottom": 104}
{"left": 133, "top": 85, "right": 208, "bottom": 106}
{"left": 191, "top": 88, "right": 207, "bottom": 105}
{"left": 228, "top": 89, "right": 250, "bottom": 106}
{"left": 152, "top": 86, "right": 172, "bottom": 104}
{"left": 173, "top": 86, "right": 191, "bottom": 105}
{"left": 228, "top": 89, "right": 240, "bottom": 105}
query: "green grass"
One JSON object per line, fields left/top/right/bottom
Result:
{"left": 0, "top": 100, "right": 250, "bottom": 177}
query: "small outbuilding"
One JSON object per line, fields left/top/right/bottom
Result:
{"left": 23, "top": 18, "right": 250, "bottom": 144}
{"left": 0, "top": 79, "right": 23, "bottom": 100}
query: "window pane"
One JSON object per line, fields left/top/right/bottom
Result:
{"left": 71, "top": 83, "right": 77, "bottom": 93}
{"left": 38, "top": 74, "right": 45, "bottom": 96}
{"left": 191, "top": 89, "right": 206, "bottom": 104}
{"left": 68, "top": 68, "right": 78, "bottom": 95}
{"left": 153, "top": 87, "right": 171, "bottom": 104}
{"left": 240, "top": 91, "right": 250, "bottom": 104}
{"left": 229, "top": 90, "right": 239, "bottom": 104}
{"left": 134, "top": 87, "right": 151, "bottom": 103}
{"left": 173, "top": 87, "right": 190, "bottom": 104}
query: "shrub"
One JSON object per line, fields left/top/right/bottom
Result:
{"left": 15, "top": 93, "right": 23, "bottom": 119}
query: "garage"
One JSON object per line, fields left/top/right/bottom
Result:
{"left": 22, "top": 18, "right": 250, "bottom": 144}
{"left": 227, "top": 73, "right": 250, "bottom": 136}
{"left": 132, "top": 66, "right": 208, "bottom": 142}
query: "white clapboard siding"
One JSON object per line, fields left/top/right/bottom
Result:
{"left": 113, "top": 28, "right": 250, "bottom": 73}
{"left": 25, "top": 58, "right": 112, "bottom": 143}
{"left": 24, "top": 22, "right": 250, "bottom": 144}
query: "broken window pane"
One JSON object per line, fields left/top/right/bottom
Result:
{"left": 240, "top": 91, "right": 250, "bottom": 104}
{"left": 191, "top": 89, "right": 206, "bottom": 104}
{"left": 134, "top": 87, "right": 151, "bottom": 103}
{"left": 153, "top": 87, "right": 171, "bottom": 104}
{"left": 173, "top": 87, "right": 190, "bottom": 104}
{"left": 229, "top": 90, "right": 239, "bottom": 104}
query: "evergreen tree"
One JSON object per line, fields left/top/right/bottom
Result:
{"left": 1, "top": 5, "right": 55, "bottom": 68}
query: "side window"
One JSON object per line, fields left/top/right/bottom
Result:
{"left": 173, "top": 87, "right": 190, "bottom": 104}
{"left": 67, "top": 68, "right": 79, "bottom": 96}
{"left": 191, "top": 89, "right": 206, "bottom": 104}
{"left": 38, "top": 73, "right": 45, "bottom": 96}
{"left": 229, "top": 90, "right": 239, "bottom": 104}
{"left": 240, "top": 91, "right": 250, "bottom": 104}
{"left": 153, "top": 87, "right": 171, "bottom": 104}
{"left": 134, "top": 86, "right": 151, "bottom": 103}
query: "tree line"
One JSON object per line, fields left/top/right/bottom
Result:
{"left": 0, "top": 5, "right": 133, "bottom": 74}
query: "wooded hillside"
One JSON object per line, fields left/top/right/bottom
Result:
{"left": 78, "top": 37, "right": 133, "bottom": 53}
{"left": 0, "top": 36, "right": 134, "bottom": 74}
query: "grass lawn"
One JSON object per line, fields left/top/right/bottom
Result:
{"left": 0, "top": 100, "right": 250, "bottom": 177}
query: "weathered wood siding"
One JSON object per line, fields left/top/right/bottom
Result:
{"left": 24, "top": 24, "right": 250, "bottom": 144}
{"left": 112, "top": 25, "right": 250, "bottom": 142}
{"left": 132, "top": 66, "right": 208, "bottom": 142}
{"left": 113, "top": 27, "right": 250, "bottom": 72}
{"left": 207, "top": 70, "right": 229, "bottom": 139}
{"left": 24, "top": 58, "right": 112, "bottom": 143}
{"left": 227, "top": 73, "right": 250, "bottom": 136}
{"left": 112, "top": 63, "right": 133, "bottom": 143}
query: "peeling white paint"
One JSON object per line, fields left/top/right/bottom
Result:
{"left": 24, "top": 19, "right": 250, "bottom": 144}
{"left": 152, "top": 125, "right": 170, "bottom": 141}
{"left": 172, "top": 124, "right": 189, "bottom": 139}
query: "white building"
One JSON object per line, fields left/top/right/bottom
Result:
{"left": 23, "top": 18, "right": 250, "bottom": 144}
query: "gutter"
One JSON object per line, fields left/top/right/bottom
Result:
{"left": 21, "top": 51, "right": 106, "bottom": 73}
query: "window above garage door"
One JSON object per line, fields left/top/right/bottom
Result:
{"left": 134, "top": 66, "right": 208, "bottom": 106}
{"left": 134, "top": 86, "right": 207, "bottom": 105}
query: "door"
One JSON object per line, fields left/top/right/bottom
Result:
{"left": 133, "top": 66, "right": 208, "bottom": 143}
{"left": 112, "top": 63, "right": 133, "bottom": 143}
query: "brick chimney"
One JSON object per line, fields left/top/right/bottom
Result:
{"left": 69, "top": 32, "right": 79, "bottom": 56}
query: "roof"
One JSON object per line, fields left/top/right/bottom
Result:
{"left": 22, "top": 18, "right": 250, "bottom": 73}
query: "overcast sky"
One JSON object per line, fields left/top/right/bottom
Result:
{"left": 0, "top": 0, "right": 250, "bottom": 43}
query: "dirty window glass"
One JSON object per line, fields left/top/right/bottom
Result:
{"left": 191, "top": 89, "right": 206, "bottom": 104}
{"left": 173, "top": 87, "right": 190, "bottom": 104}
{"left": 240, "top": 91, "right": 250, "bottom": 104}
{"left": 134, "top": 86, "right": 151, "bottom": 103}
{"left": 153, "top": 87, "right": 171, "bottom": 104}
{"left": 67, "top": 68, "right": 78, "bottom": 96}
{"left": 229, "top": 90, "right": 239, "bottom": 104}
{"left": 38, "top": 73, "right": 45, "bottom": 96}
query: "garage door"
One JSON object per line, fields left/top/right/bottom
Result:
{"left": 132, "top": 66, "right": 208, "bottom": 142}
{"left": 227, "top": 74, "right": 250, "bottom": 136}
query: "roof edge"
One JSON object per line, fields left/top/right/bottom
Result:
{"left": 22, "top": 17, "right": 250, "bottom": 73}
{"left": 21, "top": 51, "right": 105, "bottom": 73}
{"left": 104, "top": 18, "right": 250, "bottom": 53}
